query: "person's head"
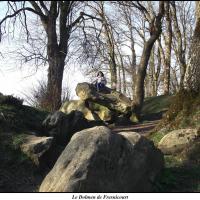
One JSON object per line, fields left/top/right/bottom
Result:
{"left": 97, "top": 71, "right": 104, "bottom": 77}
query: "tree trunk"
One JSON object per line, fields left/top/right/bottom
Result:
{"left": 45, "top": 14, "right": 67, "bottom": 111}
{"left": 171, "top": 2, "right": 187, "bottom": 89}
{"left": 163, "top": 2, "right": 172, "bottom": 95}
{"left": 117, "top": 64, "right": 122, "bottom": 92}
{"left": 130, "top": 37, "right": 137, "bottom": 100}
{"left": 135, "top": 39, "right": 156, "bottom": 117}
{"left": 117, "top": 48, "right": 127, "bottom": 95}
{"left": 184, "top": 1, "right": 200, "bottom": 92}
{"left": 149, "top": 46, "right": 156, "bottom": 96}
{"left": 121, "top": 61, "right": 127, "bottom": 95}
{"left": 154, "top": 45, "right": 161, "bottom": 95}
{"left": 134, "top": 1, "right": 165, "bottom": 120}
{"left": 109, "top": 51, "right": 117, "bottom": 90}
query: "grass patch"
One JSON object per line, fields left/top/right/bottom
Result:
{"left": 154, "top": 154, "right": 200, "bottom": 192}
{"left": 154, "top": 165, "right": 200, "bottom": 192}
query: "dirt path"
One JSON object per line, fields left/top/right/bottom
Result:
{"left": 111, "top": 120, "right": 160, "bottom": 136}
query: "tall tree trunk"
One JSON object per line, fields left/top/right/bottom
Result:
{"left": 47, "top": 54, "right": 65, "bottom": 111}
{"left": 171, "top": 2, "right": 187, "bottom": 89}
{"left": 135, "top": 39, "right": 156, "bottom": 117}
{"left": 154, "top": 45, "right": 161, "bottom": 95}
{"left": 134, "top": 1, "right": 165, "bottom": 120}
{"left": 184, "top": 1, "right": 200, "bottom": 92}
{"left": 163, "top": 2, "right": 172, "bottom": 95}
{"left": 130, "top": 36, "right": 137, "bottom": 100}
{"left": 45, "top": 13, "right": 66, "bottom": 111}
{"left": 45, "top": 3, "right": 70, "bottom": 111}
{"left": 116, "top": 45, "right": 127, "bottom": 94}
{"left": 109, "top": 50, "right": 117, "bottom": 90}
{"left": 121, "top": 60, "right": 127, "bottom": 95}
{"left": 117, "top": 64, "right": 122, "bottom": 92}
{"left": 149, "top": 46, "right": 156, "bottom": 96}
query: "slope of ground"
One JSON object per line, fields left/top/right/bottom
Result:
{"left": 0, "top": 95, "right": 49, "bottom": 192}
{"left": 147, "top": 92, "right": 200, "bottom": 192}
{"left": 141, "top": 95, "right": 173, "bottom": 121}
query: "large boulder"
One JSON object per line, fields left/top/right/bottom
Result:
{"left": 39, "top": 126, "right": 164, "bottom": 192}
{"left": 76, "top": 82, "right": 133, "bottom": 115}
{"left": 61, "top": 82, "right": 134, "bottom": 124}
{"left": 158, "top": 129, "right": 200, "bottom": 155}
{"left": 42, "top": 110, "right": 91, "bottom": 145}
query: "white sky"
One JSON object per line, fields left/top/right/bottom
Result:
{"left": 0, "top": 53, "right": 87, "bottom": 102}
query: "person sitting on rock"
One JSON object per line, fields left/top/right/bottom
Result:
{"left": 92, "top": 71, "right": 107, "bottom": 91}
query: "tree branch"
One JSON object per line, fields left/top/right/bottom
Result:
{"left": 0, "top": 7, "right": 45, "bottom": 26}
{"left": 39, "top": 1, "right": 49, "bottom": 15}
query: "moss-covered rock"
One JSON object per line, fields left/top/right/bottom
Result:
{"left": 62, "top": 82, "right": 134, "bottom": 124}
{"left": 76, "top": 82, "right": 133, "bottom": 115}
{"left": 60, "top": 100, "right": 100, "bottom": 121}
{"left": 130, "top": 112, "right": 139, "bottom": 123}
{"left": 88, "top": 102, "right": 114, "bottom": 121}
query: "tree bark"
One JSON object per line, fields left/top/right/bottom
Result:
{"left": 163, "top": 2, "right": 172, "bottom": 95}
{"left": 171, "top": 2, "right": 187, "bottom": 89}
{"left": 149, "top": 46, "right": 156, "bottom": 96}
{"left": 184, "top": 1, "right": 200, "bottom": 92}
{"left": 45, "top": 3, "right": 69, "bottom": 111}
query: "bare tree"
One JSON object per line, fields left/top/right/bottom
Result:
{"left": 0, "top": 1, "right": 101, "bottom": 111}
